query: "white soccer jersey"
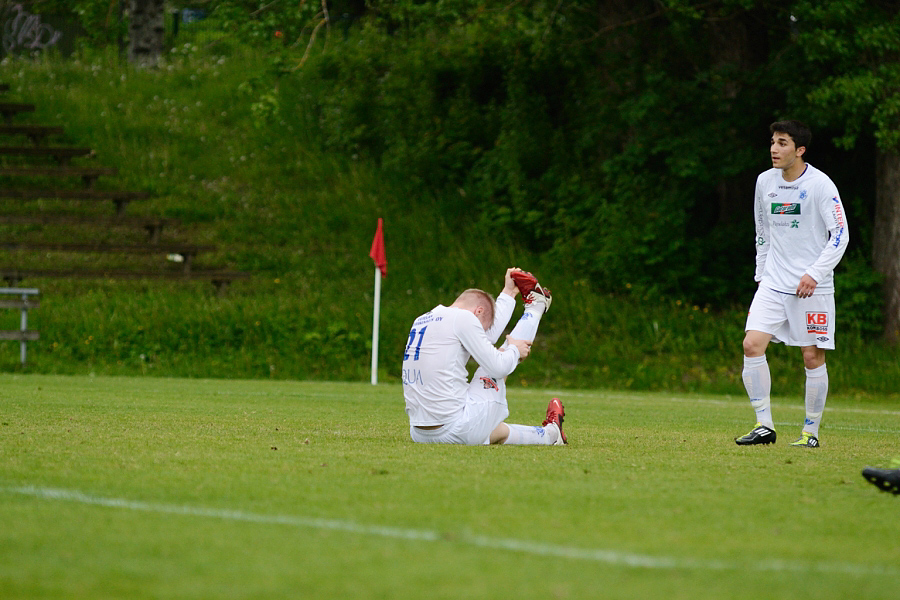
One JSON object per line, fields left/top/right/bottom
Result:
{"left": 402, "top": 293, "right": 519, "bottom": 426}
{"left": 753, "top": 164, "right": 849, "bottom": 294}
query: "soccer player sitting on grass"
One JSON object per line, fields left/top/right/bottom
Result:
{"left": 401, "top": 268, "right": 566, "bottom": 445}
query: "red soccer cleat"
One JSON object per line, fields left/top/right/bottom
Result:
{"left": 511, "top": 271, "right": 552, "bottom": 313}
{"left": 510, "top": 270, "right": 539, "bottom": 297}
{"left": 542, "top": 397, "right": 567, "bottom": 445}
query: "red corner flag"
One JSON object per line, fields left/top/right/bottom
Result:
{"left": 369, "top": 218, "right": 387, "bottom": 277}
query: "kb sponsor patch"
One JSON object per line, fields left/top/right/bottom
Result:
{"left": 806, "top": 312, "right": 828, "bottom": 335}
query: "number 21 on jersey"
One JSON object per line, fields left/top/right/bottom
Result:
{"left": 404, "top": 327, "right": 427, "bottom": 361}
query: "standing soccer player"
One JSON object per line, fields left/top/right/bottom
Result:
{"left": 735, "top": 120, "right": 849, "bottom": 448}
{"left": 402, "top": 268, "right": 566, "bottom": 446}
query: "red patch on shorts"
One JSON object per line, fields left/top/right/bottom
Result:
{"left": 480, "top": 377, "right": 499, "bottom": 391}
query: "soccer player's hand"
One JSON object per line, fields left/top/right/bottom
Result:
{"left": 506, "top": 335, "right": 531, "bottom": 361}
{"left": 796, "top": 274, "right": 818, "bottom": 298}
{"left": 503, "top": 268, "right": 523, "bottom": 297}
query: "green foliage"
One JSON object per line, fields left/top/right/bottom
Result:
{"left": 287, "top": 1, "right": 800, "bottom": 303}
{"left": 205, "top": 0, "right": 324, "bottom": 46}
{"left": 21, "top": 1, "right": 894, "bottom": 309}
{"left": 836, "top": 251, "right": 885, "bottom": 338}
{"left": 0, "top": 4, "right": 895, "bottom": 393}
{"left": 27, "top": 0, "right": 126, "bottom": 47}
{"left": 791, "top": 0, "right": 900, "bottom": 153}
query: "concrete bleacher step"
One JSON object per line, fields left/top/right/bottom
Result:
{"left": 0, "top": 267, "right": 250, "bottom": 295}
{"left": 0, "top": 146, "right": 93, "bottom": 164}
{"left": 0, "top": 188, "right": 151, "bottom": 216}
{"left": 0, "top": 165, "right": 118, "bottom": 187}
{"left": 0, "top": 213, "right": 175, "bottom": 242}
{"left": 0, "top": 102, "right": 35, "bottom": 122}
{"left": 0, "top": 125, "right": 64, "bottom": 144}
{"left": 0, "top": 84, "right": 249, "bottom": 293}
{"left": 0, "top": 241, "right": 217, "bottom": 273}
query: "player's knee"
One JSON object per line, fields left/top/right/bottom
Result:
{"left": 802, "top": 347, "right": 826, "bottom": 369}
{"left": 742, "top": 335, "right": 765, "bottom": 357}
{"left": 488, "top": 423, "right": 509, "bottom": 444}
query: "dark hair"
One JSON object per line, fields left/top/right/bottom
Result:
{"left": 770, "top": 120, "right": 811, "bottom": 151}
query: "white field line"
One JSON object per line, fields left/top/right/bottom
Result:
{"left": 4, "top": 484, "right": 898, "bottom": 577}
{"left": 553, "top": 390, "right": 900, "bottom": 417}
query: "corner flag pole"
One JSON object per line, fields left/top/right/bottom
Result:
{"left": 369, "top": 219, "right": 387, "bottom": 385}
{"left": 371, "top": 267, "right": 381, "bottom": 385}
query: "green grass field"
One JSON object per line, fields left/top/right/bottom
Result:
{"left": 2, "top": 374, "right": 899, "bottom": 599}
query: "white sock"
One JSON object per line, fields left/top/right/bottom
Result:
{"left": 501, "top": 305, "right": 544, "bottom": 349}
{"left": 803, "top": 364, "right": 828, "bottom": 437}
{"left": 743, "top": 355, "right": 773, "bottom": 429}
{"left": 503, "top": 422, "right": 559, "bottom": 445}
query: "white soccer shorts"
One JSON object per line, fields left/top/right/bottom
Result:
{"left": 745, "top": 285, "right": 836, "bottom": 349}
{"left": 409, "top": 366, "right": 510, "bottom": 445}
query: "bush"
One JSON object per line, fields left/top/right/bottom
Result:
{"left": 0, "top": 17, "right": 894, "bottom": 400}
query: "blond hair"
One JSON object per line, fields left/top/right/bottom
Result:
{"left": 454, "top": 289, "right": 495, "bottom": 327}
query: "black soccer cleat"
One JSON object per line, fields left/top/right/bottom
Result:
{"left": 862, "top": 467, "right": 900, "bottom": 495}
{"left": 735, "top": 423, "right": 776, "bottom": 446}
{"left": 789, "top": 432, "right": 820, "bottom": 448}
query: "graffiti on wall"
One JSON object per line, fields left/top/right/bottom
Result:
{"left": 2, "top": 4, "right": 62, "bottom": 54}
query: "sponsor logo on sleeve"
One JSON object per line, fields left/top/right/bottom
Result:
{"left": 831, "top": 197, "right": 845, "bottom": 248}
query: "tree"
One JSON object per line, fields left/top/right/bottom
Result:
{"left": 128, "top": 0, "right": 164, "bottom": 68}
{"left": 789, "top": 0, "right": 900, "bottom": 342}
{"left": 286, "top": 0, "right": 895, "bottom": 318}
{"left": 289, "top": 0, "right": 791, "bottom": 302}
{"left": 875, "top": 151, "right": 900, "bottom": 342}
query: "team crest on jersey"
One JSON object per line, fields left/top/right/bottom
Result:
{"left": 799, "top": 190, "right": 808, "bottom": 200}
{"left": 772, "top": 203, "right": 801, "bottom": 215}
{"left": 480, "top": 376, "right": 499, "bottom": 391}
{"left": 806, "top": 312, "right": 828, "bottom": 335}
